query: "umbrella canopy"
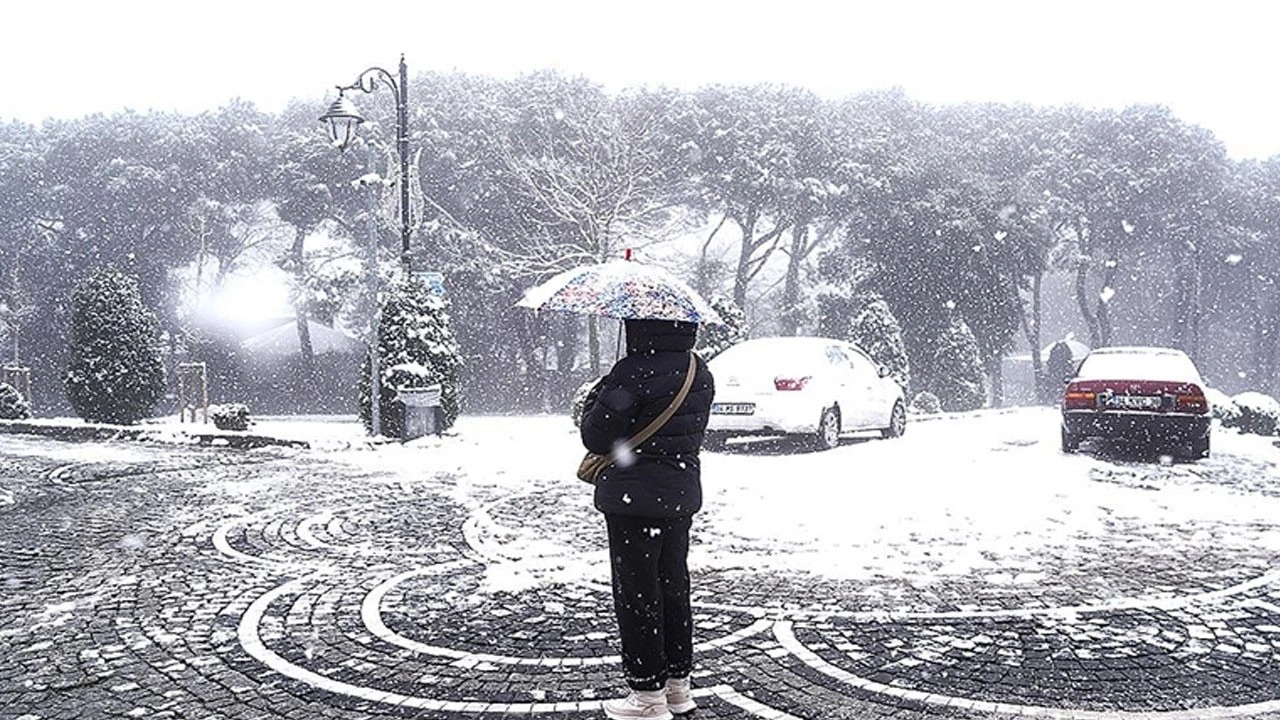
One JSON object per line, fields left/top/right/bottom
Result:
{"left": 1040, "top": 338, "right": 1090, "bottom": 362}
{"left": 516, "top": 261, "right": 722, "bottom": 324}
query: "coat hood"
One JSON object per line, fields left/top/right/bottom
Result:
{"left": 625, "top": 319, "right": 698, "bottom": 355}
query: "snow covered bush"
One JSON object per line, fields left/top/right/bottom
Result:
{"left": 846, "top": 293, "right": 910, "bottom": 392}
{"left": 696, "top": 294, "right": 747, "bottom": 360}
{"left": 571, "top": 377, "right": 602, "bottom": 428}
{"left": 210, "top": 403, "right": 252, "bottom": 431}
{"left": 1205, "top": 387, "right": 1241, "bottom": 429}
{"left": 359, "top": 274, "right": 463, "bottom": 437}
{"left": 63, "top": 267, "right": 166, "bottom": 425}
{"left": 0, "top": 382, "right": 30, "bottom": 420}
{"left": 1232, "top": 391, "right": 1280, "bottom": 436}
{"left": 926, "top": 316, "right": 985, "bottom": 412}
{"left": 910, "top": 391, "right": 941, "bottom": 415}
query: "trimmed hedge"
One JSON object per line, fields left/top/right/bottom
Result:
{"left": 910, "top": 391, "right": 942, "bottom": 415}
{"left": 210, "top": 403, "right": 252, "bottom": 432}
{"left": 1232, "top": 391, "right": 1280, "bottom": 437}
{"left": 1205, "top": 387, "right": 1241, "bottom": 428}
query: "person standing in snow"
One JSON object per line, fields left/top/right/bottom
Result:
{"left": 580, "top": 319, "right": 715, "bottom": 720}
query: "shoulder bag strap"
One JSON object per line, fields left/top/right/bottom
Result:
{"left": 622, "top": 352, "right": 698, "bottom": 452}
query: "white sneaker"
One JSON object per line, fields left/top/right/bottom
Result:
{"left": 603, "top": 689, "right": 673, "bottom": 720}
{"left": 665, "top": 677, "right": 697, "bottom": 715}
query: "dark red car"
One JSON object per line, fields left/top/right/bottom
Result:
{"left": 1061, "top": 346, "right": 1211, "bottom": 460}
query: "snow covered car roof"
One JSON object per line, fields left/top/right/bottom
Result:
{"left": 1075, "top": 346, "right": 1203, "bottom": 384}
{"left": 711, "top": 336, "right": 865, "bottom": 371}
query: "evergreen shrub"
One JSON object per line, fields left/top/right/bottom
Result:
{"left": 359, "top": 274, "right": 463, "bottom": 437}
{"left": 0, "top": 383, "right": 30, "bottom": 420}
{"left": 696, "top": 295, "right": 748, "bottom": 361}
{"left": 846, "top": 293, "right": 910, "bottom": 392}
{"left": 63, "top": 267, "right": 166, "bottom": 425}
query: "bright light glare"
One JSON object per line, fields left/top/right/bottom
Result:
{"left": 204, "top": 269, "right": 293, "bottom": 323}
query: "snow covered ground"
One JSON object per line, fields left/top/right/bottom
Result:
{"left": 7, "top": 407, "right": 1280, "bottom": 717}
{"left": 216, "top": 406, "right": 1280, "bottom": 613}
{"left": 8, "top": 406, "right": 1280, "bottom": 613}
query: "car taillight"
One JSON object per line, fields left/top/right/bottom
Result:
{"left": 775, "top": 376, "right": 811, "bottom": 391}
{"left": 1064, "top": 388, "right": 1095, "bottom": 409}
{"left": 1176, "top": 389, "right": 1208, "bottom": 413}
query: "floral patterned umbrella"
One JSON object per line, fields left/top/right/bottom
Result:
{"left": 516, "top": 261, "right": 722, "bottom": 324}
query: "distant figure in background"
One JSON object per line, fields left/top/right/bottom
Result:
{"left": 580, "top": 319, "right": 715, "bottom": 720}
{"left": 1044, "top": 340, "right": 1079, "bottom": 402}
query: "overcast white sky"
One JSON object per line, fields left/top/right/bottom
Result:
{"left": 3, "top": 0, "right": 1277, "bottom": 159}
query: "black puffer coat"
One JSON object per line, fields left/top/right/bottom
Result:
{"left": 580, "top": 319, "right": 715, "bottom": 519}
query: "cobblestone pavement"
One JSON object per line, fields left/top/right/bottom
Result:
{"left": 6, "top": 417, "right": 1280, "bottom": 720}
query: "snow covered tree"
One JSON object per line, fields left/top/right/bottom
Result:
{"left": 64, "top": 267, "right": 165, "bottom": 424}
{"left": 695, "top": 294, "right": 747, "bottom": 360}
{"left": 0, "top": 382, "right": 30, "bottom": 420}
{"left": 359, "top": 273, "right": 463, "bottom": 436}
{"left": 925, "top": 315, "right": 985, "bottom": 412}
{"left": 687, "top": 85, "right": 827, "bottom": 310}
{"left": 846, "top": 293, "right": 909, "bottom": 392}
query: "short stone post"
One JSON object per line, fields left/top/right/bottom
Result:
{"left": 177, "top": 362, "right": 210, "bottom": 423}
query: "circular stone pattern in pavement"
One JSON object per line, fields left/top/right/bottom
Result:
{"left": 8, "top": 420, "right": 1280, "bottom": 720}
{"left": 792, "top": 604, "right": 1280, "bottom": 712}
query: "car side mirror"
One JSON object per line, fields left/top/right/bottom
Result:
{"left": 878, "top": 365, "right": 891, "bottom": 378}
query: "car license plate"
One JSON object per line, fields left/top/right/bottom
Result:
{"left": 712, "top": 403, "right": 755, "bottom": 415}
{"left": 1104, "top": 394, "right": 1161, "bottom": 410}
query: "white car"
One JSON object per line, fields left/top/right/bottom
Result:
{"left": 705, "top": 336, "right": 907, "bottom": 451}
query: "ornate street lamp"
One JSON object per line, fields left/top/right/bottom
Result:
{"left": 320, "top": 55, "right": 418, "bottom": 439}
{"left": 319, "top": 54, "right": 412, "bottom": 272}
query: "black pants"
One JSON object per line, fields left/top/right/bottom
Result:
{"left": 605, "top": 514, "right": 694, "bottom": 691}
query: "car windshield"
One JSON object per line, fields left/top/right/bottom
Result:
{"left": 1075, "top": 351, "right": 1202, "bottom": 383}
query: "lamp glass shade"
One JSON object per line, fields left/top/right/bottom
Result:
{"left": 319, "top": 95, "right": 365, "bottom": 150}
{"left": 328, "top": 117, "right": 359, "bottom": 149}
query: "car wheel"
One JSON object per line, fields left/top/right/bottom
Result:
{"left": 881, "top": 401, "right": 906, "bottom": 439}
{"left": 703, "top": 431, "right": 728, "bottom": 452}
{"left": 1061, "top": 426, "right": 1080, "bottom": 453}
{"left": 813, "top": 406, "right": 841, "bottom": 451}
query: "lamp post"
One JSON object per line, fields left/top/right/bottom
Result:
{"left": 319, "top": 55, "right": 413, "bottom": 437}
{"left": 319, "top": 54, "right": 413, "bottom": 272}
{"left": 358, "top": 167, "right": 384, "bottom": 437}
